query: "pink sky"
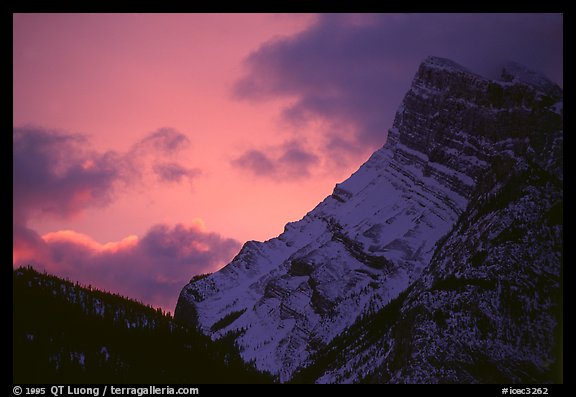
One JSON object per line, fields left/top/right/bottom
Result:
{"left": 13, "top": 13, "right": 368, "bottom": 311}
{"left": 14, "top": 13, "right": 338, "bottom": 243}
{"left": 13, "top": 13, "right": 562, "bottom": 311}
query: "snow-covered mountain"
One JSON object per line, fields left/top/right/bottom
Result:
{"left": 175, "top": 56, "right": 563, "bottom": 383}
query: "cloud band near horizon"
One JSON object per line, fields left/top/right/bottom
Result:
{"left": 13, "top": 126, "right": 240, "bottom": 311}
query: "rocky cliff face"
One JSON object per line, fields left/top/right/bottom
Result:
{"left": 175, "top": 56, "right": 562, "bottom": 383}
{"left": 297, "top": 126, "right": 562, "bottom": 384}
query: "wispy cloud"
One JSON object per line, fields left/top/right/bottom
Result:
{"left": 153, "top": 162, "right": 201, "bottom": 184}
{"left": 232, "top": 140, "right": 319, "bottom": 179}
{"left": 133, "top": 127, "right": 191, "bottom": 154}
{"left": 232, "top": 149, "right": 277, "bottom": 176}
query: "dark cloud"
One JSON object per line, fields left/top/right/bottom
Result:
{"left": 232, "top": 149, "right": 277, "bottom": 176}
{"left": 153, "top": 162, "right": 201, "bottom": 184}
{"left": 232, "top": 140, "right": 319, "bottom": 178}
{"left": 127, "top": 128, "right": 194, "bottom": 183}
{"left": 14, "top": 223, "right": 241, "bottom": 311}
{"left": 135, "top": 127, "right": 190, "bottom": 154}
{"left": 234, "top": 13, "right": 563, "bottom": 162}
{"left": 140, "top": 224, "right": 240, "bottom": 265}
{"left": 13, "top": 127, "right": 122, "bottom": 220}
{"left": 13, "top": 126, "right": 198, "bottom": 224}
{"left": 278, "top": 141, "right": 319, "bottom": 177}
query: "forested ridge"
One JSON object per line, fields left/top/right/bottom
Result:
{"left": 13, "top": 266, "right": 273, "bottom": 383}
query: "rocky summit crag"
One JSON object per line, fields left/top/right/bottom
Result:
{"left": 175, "top": 56, "right": 563, "bottom": 383}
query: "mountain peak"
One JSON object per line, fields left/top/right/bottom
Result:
{"left": 416, "top": 56, "right": 561, "bottom": 99}
{"left": 175, "top": 56, "right": 562, "bottom": 383}
{"left": 422, "top": 56, "right": 474, "bottom": 74}
{"left": 500, "top": 61, "right": 562, "bottom": 98}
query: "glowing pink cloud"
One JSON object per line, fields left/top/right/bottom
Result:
{"left": 15, "top": 222, "right": 240, "bottom": 312}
